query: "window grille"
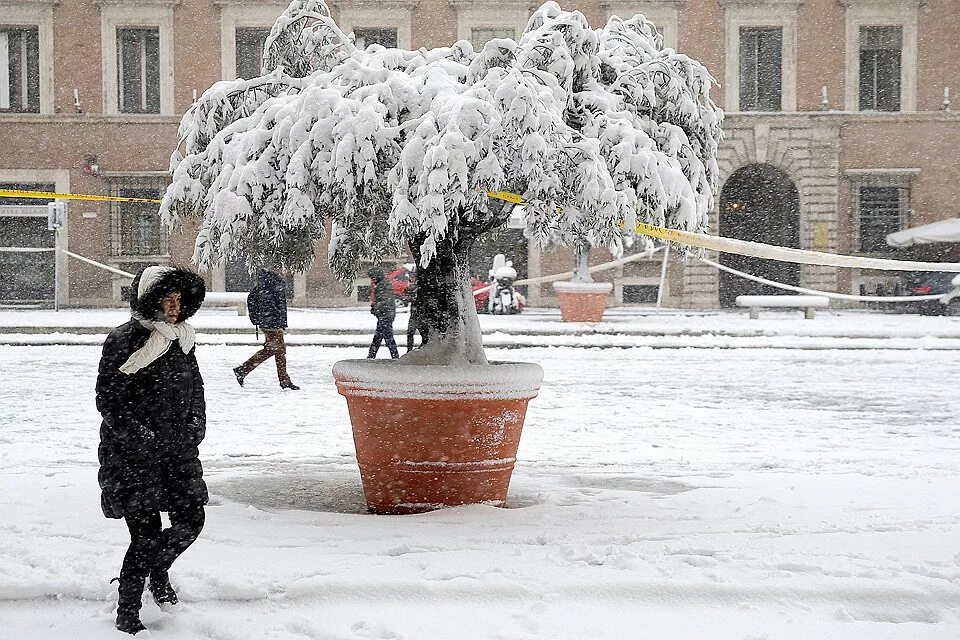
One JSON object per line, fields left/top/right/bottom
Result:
{"left": 852, "top": 175, "right": 910, "bottom": 253}
{"left": 470, "top": 27, "right": 517, "bottom": 51}
{"left": 118, "top": 27, "right": 160, "bottom": 114}
{"left": 353, "top": 27, "right": 398, "bottom": 49}
{"left": 859, "top": 26, "right": 901, "bottom": 112}
{"left": 0, "top": 26, "right": 40, "bottom": 113}
{"left": 739, "top": 27, "right": 782, "bottom": 111}
{"left": 108, "top": 178, "right": 168, "bottom": 257}
{"left": 236, "top": 27, "right": 270, "bottom": 79}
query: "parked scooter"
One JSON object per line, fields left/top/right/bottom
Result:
{"left": 487, "top": 254, "right": 524, "bottom": 315}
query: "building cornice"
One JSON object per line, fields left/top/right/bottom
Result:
{"left": 448, "top": 0, "right": 534, "bottom": 10}
{"left": 0, "top": 114, "right": 182, "bottom": 125}
{"left": 95, "top": 0, "right": 180, "bottom": 7}
{"left": 718, "top": 0, "right": 801, "bottom": 7}
{"left": 600, "top": 0, "right": 686, "bottom": 6}
{"left": 332, "top": 0, "right": 420, "bottom": 9}
{"left": 212, "top": 0, "right": 286, "bottom": 5}
{"left": 838, "top": 0, "right": 921, "bottom": 7}
{"left": 0, "top": 0, "right": 59, "bottom": 6}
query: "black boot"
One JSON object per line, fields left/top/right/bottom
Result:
{"left": 113, "top": 577, "right": 146, "bottom": 634}
{"left": 148, "top": 569, "right": 178, "bottom": 606}
{"left": 116, "top": 608, "right": 147, "bottom": 635}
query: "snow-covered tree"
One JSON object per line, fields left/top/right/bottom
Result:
{"left": 161, "top": 0, "right": 722, "bottom": 365}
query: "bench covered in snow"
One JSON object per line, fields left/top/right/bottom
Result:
{"left": 203, "top": 291, "right": 248, "bottom": 315}
{"left": 735, "top": 295, "right": 829, "bottom": 320}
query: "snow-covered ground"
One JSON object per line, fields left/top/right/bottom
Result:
{"left": 1, "top": 313, "right": 959, "bottom": 638}
{"left": 4, "top": 306, "right": 960, "bottom": 351}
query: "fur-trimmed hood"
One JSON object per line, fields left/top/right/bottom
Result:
{"left": 129, "top": 266, "right": 206, "bottom": 323}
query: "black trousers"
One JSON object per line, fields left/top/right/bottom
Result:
{"left": 406, "top": 313, "right": 428, "bottom": 352}
{"left": 368, "top": 316, "right": 399, "bottom": 359}
{"left": 119, "top": 505, "right": 205, "bottom": 609}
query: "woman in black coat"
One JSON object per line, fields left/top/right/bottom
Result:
{"left": 97, "top": 266, "right": 208, "bottom": 635}
{"left": 233, "top": 267, "right": 299, "bottom": 389}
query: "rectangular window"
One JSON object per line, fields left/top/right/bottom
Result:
{"left": 117, "top": 27, "right": 160, "bottom": 114}
{"left": 0, "top": 27, "right": 40, "bottom": 113}
{"left": 470, "top": 27, "right": 517, "bottom": 51}
{"left": 622, "top": 284, "right": 660, "bottom": 304}
{"left": 739, "top": 27, "right": 782, "bottom": 111}
{"left": 854, "top": 179, "right": 910, "bottom": 253}
{"left": 859, "top": 26, "right": 901, "bottom": 112}
{"left": 236, "top": 27, "right": 270, "bottom": 80}
{"left": 353, "top": 27, "right": 397, "bottom": 49}
{"left": 110, "top": 179, "right": 168, "bottom": 257}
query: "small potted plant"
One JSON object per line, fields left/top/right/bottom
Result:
{"left": 552, "top": 239, "right": 615, "bottom": 322}
{"left": 161, "top": 0, "right": 722, "bottom": 513}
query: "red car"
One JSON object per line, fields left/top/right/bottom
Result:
{"left": 385, "top": 265, "right": 496, "bottom": 313}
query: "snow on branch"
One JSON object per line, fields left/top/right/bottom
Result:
{"left": 160, "top": 0, "right": 722, "bottom": 278}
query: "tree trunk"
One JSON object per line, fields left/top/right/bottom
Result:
{"left": 403, "top": 234, "right": 487, "bottom": 365}
{"left": 572, "top": 240, "right": 593, "bottom": 283}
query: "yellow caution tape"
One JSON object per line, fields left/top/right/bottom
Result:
{"left": 7, "top": 188, "right": 959, "bottom": 272}
{"left": 0, "top": 189, "right": 163, "bottom": 204}
{"left": 484, "top": 190, "right": 527, "bottom": 205}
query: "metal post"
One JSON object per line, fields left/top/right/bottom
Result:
{"left": 54, "top": 229, "right": 60, "bottom": 311}
{"left": 47, "top": 201, "right": 64, "bottom": 311}
{"left": 656, "top": 243, "right": 670, "bottom": 308}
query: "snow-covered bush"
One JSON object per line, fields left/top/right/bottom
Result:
{"left": 161, "top": 0, "right": 722, "bottom": 365}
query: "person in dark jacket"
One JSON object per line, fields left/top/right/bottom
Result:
{"left": 97, "top": 266, "right": 208, "bottom": 635}
{"left": 405, "top": 275, "right": 428, "bottom": 353}
{"left": 368, "top": 266, "right": 399, "bottom": 359}
{"left": 233, "top": 267, "right": 299, "bottom": 389}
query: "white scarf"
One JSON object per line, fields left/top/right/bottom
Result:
{"left": 119, "top": 266, "right": 197, "bottom": 375}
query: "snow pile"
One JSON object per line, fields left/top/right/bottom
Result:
{"left": 332, "top": 358, "right": 543, "bottom": 399}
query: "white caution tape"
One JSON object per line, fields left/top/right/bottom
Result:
{"left": 60, "top": 250, "right": 135, "bottom": 278}
{"left": 473, "top": 246, "right": 664, "bottom": 296}
{"left": 701, "top": 256, "right": 947, "bottom": 303}
{"left": 635, "top": 223, "right": 960, "bottom": 273}
{"left": 5, "top": 188, "right": 958, "bottom": 273}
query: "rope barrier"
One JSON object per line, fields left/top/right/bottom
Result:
{"left": 60, "top": 250, "right": 135, "bottom": 278}
{"left": 472, "top": 246, "right": 664, "bottom": 296}
{"left": 0, "top": 189, "right": 163, "bottom": 204}
{"left": 5, "top": 188, "right": 960, "bottom": 274}
{"left": 700, "top": 256, "right": 947, "bottom": 303}
{"left": 633, "top": 222, "right": 960, "bottom": 273}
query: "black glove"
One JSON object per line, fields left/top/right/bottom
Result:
{"left": 187, "top": 416, "right": 206, "bottom": 445}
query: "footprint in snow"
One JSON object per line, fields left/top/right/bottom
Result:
{"left": 351, "top": 621, "right": 402, "bottom": 639}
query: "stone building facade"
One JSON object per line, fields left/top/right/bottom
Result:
{"left": 1, "top": 0, "right": 958, "bottom": 308}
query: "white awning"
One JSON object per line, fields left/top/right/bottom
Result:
{"left": 886, "top": 218, "right": 960, "bottom": 247}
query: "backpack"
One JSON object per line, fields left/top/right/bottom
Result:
{"left": 247, "top": 286, "right": 262, "bottom": 325}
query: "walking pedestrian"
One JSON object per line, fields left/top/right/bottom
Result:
{"left": 233, "top": 266, "right": 300, "bottom": 390}
{"left": 405, "top": 275, "right": 428, "bottom": 353}
{"left": 96, "top": 266, "right": 208, "bottom": 635}
{"left": 368, "top": 266, "right": 399, "bottom": 359}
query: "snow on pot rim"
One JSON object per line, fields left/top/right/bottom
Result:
{"left": 332, "top": 359, "right": 544, "bottom": 400}
{"left": 552, "top": 281, "right": 614, "bottom": 293}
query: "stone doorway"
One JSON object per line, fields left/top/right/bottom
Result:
{"left": 718, "top": 164, "right": 801, "bottom": 307}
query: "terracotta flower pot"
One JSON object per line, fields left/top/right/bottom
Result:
{"left": 333, "top": 359, "right": 544, "bottom": 514}
{"left": 553, "top": 281, "right": 614, "bottom": 322}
